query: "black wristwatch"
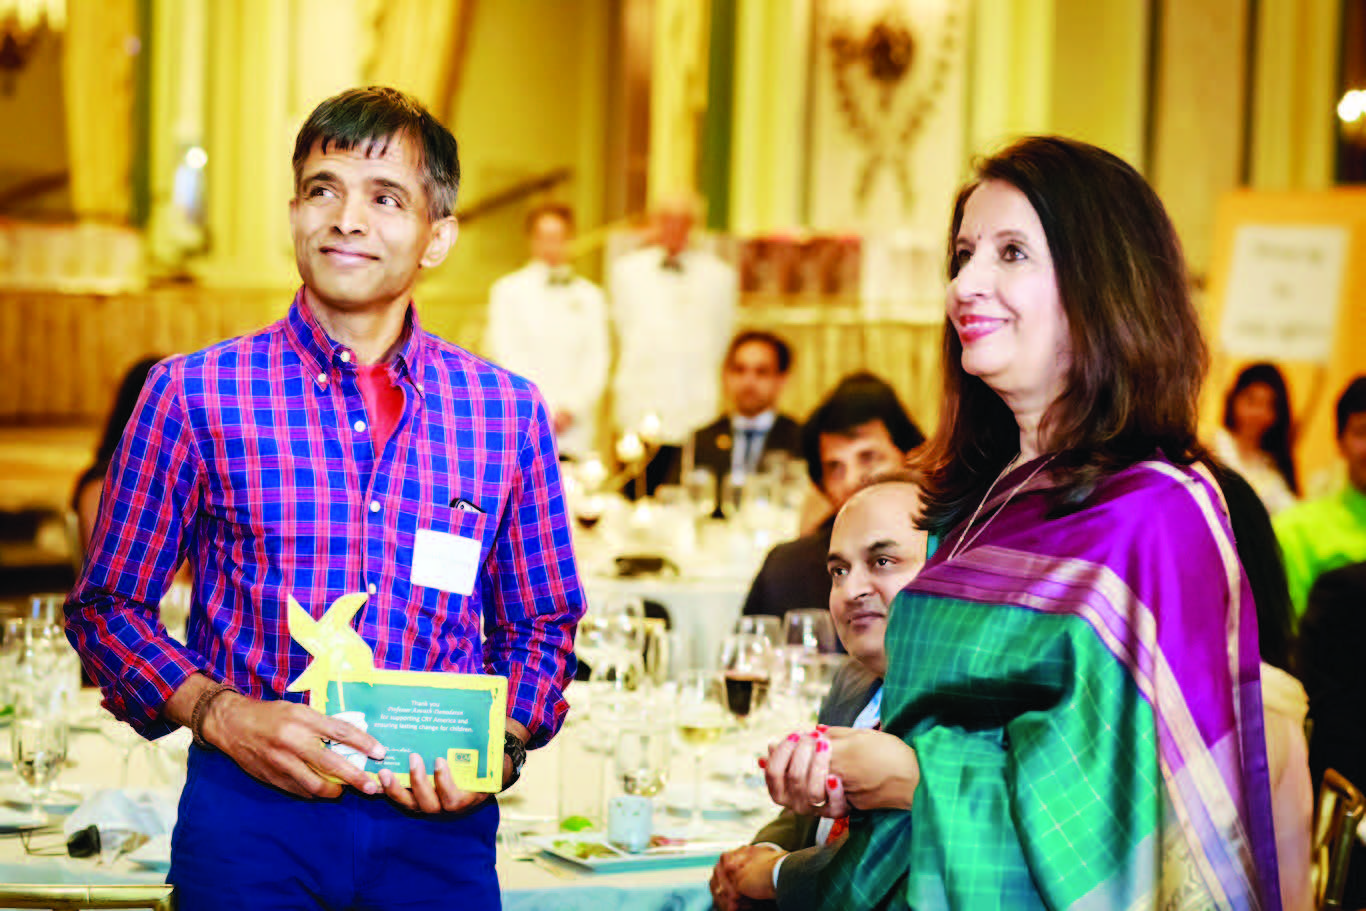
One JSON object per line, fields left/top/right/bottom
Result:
{"left": 502, "top": 732, "right": 527, "bottom": 791}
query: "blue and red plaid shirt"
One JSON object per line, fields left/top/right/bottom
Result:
{"left": 66, "top": 290, "right": 584, "bottom": 748}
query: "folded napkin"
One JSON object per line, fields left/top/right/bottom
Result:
{"left": 63, "top": 788, "right": 178, "bottom": 842}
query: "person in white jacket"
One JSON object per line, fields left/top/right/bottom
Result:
{"left": 609, "top": 195, "right": 738, "bottom": 447}
{"left": 485, "top": 202, "right": 609, "bottom": 459}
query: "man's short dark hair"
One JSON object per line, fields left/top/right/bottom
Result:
{"left": 801, "top": 372, "right": 925, "bottom": 488}
{"left": 725, "top": 330, "right": 792, "bottom": 375}
{"left": 292, "top": 86, "right": 460, "bottom": 221}
{"left": 1337, "top": 376, "right": 1366, "bottom": 437}
{"left": 526, "top": 202, "right": 574, "bottom": 234}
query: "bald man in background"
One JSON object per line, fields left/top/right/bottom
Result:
{"left": 711, "top": 473, "right": 926, "bottom": 911}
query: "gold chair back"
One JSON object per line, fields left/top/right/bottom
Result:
{"left": 0, "top": 884, "right": 174, "bottom": 910}
{"left": 1313, "top": 768, "right": 1366, "bottom": 909}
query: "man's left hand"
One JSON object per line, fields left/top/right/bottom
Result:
{"left": 378, "top": 754, "right": 488, "bottom": 815}
{"left": 377, "top": 719, "right": 528, "bottom": 814}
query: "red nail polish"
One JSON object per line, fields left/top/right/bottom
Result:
{"left": 757, "top": 757, "right": 767, "bottom": 769}
{"left": 827, "top": 775, "right": 839, "bottom": 789}
{"left": 787, "top": 733, "right": 800, "bottom": 743}
{"left": 816, "top": 724, "right": 829, "bottom": 733}
{"left": 816, "top": 740, "right": 829, "bottom": 753}
{"left": 808, "top": 731, "right": 820, "bottom": 738}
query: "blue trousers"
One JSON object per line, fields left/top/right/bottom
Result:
{"left": 168, "top": 746, "right": 501, "bottom": 910}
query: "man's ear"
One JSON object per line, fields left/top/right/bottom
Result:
{"left": 421, "top": 216, "right": 458, "bottom": 269}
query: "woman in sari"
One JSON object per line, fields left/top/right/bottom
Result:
{"left": 763, "top": 136, "right": 1281, "bottom": 909}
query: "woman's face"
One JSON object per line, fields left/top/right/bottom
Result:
{"left": 948, "top": 180, "right": 1071, "bottom": 414}
{"left": 1232, "top": 382, "right": 1278, "bottom": 441}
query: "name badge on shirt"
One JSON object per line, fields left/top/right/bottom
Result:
{"left": 412, "top": 528, "right": 482, "bottom": 596}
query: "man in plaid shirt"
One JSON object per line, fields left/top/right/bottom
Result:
{"left": 65, "top": 86, "right": 584, "bottom": 909}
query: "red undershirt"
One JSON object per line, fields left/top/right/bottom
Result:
{"left": 355, "top": 363, "right": 404, "bottom": 458}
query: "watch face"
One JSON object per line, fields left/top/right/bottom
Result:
{"left": 505, "top": 733, "right": 526, "bottom": 771}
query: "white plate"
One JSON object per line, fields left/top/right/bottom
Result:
{"left": 0, "top": 804, "right": 48, "bottom": 831}
{"left": 526, "top": 832, "right": 728, "bottom": 872}
{"left": 126, "top": 834, "right": 171, "bottom": 872}
{"left": 0, "top": 783, "right": 83, "bottom": 814}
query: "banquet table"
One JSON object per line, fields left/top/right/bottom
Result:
{"left": 0, "top": 689, "right": 792, "bottom": 911}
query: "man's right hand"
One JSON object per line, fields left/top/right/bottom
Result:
{"left": 168, "top": 676, "right": 385, "bottom": 800}
{"left": 710, "top": 844, "right": 784, "bottom": 911}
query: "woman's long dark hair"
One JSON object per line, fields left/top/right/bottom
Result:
{"left": 1212, "top": 462, "right": 1296, "bottom": 671}
{"left": 1222, "top": 362, "right": 1300, "bottom": 495}
{"left": 916, "top": 136, "right": 1208, "bottom": 534}
{"left": 72, "top": 356, "right": 163, "bottom": 507}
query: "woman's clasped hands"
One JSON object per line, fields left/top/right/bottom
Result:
{"left": 759, "top": 724, "right": 921, "bottom": 817}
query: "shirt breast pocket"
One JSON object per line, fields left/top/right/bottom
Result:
{"left": 410, "top": 509, "right": 493, "bottom": 597}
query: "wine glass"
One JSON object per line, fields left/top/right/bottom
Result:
{"left": 683, "top": 468, "right": 717, "bottom": 521}
{"left": 718, "top": 473, "right": 745, "bottom": 521}
{"left": 12, "top": 715, "right": 68, "bottom": 806}
{"left": 719, "top": 632, "right": 773, "bottom": 787}
{"left": 782, "top": 608, "right": 838, "bottom": 655}
{"left": 674, "top": 670, "right": 727, "bottom": 836}
{"left": 616, "top": 718, "right": 670, "bottom": 797}
{"left": 735, "top": 615, "right": 782, "bottom": 650}
{"left": 574, "top": 494, "right": 606, "bottom": 533}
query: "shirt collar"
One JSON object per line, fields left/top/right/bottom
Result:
{"left": 284, "top": 286, "right": 427, "bottom": 389}
{"left": 731, "top": 410, "right": 777, "bottom": 434}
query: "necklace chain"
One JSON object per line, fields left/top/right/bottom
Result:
{"left": 946, "top": 454, "right": 1056, "bottom": 563}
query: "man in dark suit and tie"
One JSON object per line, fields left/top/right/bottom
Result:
{"left": 741, "top": 373, "right": 923, "bottom": 620}
{"left": 689, "top": 331, "right": 802, "bottom": 487}
{"left": 710, "top": 474, "right": 926, "bottom": 911}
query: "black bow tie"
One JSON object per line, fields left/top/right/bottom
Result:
{"left": 547, "top": 269, "right": 574, "bottom": 287}
{"left": 660, "top": 256, "right": 684, "bottom": 273}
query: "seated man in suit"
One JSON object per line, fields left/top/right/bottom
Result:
{"left": 685, "top": 330, "right": 802, "bottom": 493}
{"left": 710, "top": 473, "right": 926, "bottom": 911}
{"left": 1298, "top": 558, "right": 1366, "bottom": 909}
{"left": 741, "top": 373, "right": 923, "bottom": 619}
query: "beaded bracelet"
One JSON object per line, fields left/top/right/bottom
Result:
{"left": 190, "top": 682, "right": 238, "bottom": 750}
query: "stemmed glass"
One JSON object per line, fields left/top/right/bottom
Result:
{"left": 735, "top": 616, "right": 782, "bottom": 650}
{"left": 719, "top": 632, "right": 773, "bottom": 787}
{"left": 683, "top": 468, "right": 717, "bottom": 521}
{"left": 718, "top": 474, "right": 745, "bottom": 521}
{"left": 616, "top": 717, "right": 670, "bottom": 798}
{"left": 782, "top": 609, "right": 838, "bottom": 655}
{"left": 12, "top": 714, "right": 68, "bottom": 807}
{"left": 674, "top": 670, "right": 727, "bottom": 836}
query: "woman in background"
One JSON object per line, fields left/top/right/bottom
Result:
{"left": 763, "top": 137, "right": 1281, "bottom": 909}
{"left": 1215, "top": 362, "right": 1300, "bottom": 515}
{"left": 72, "top": 356, "right": 162, "bottom": 551}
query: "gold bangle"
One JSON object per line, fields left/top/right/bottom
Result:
{"left": 190, "top": 682, "right": 237, "bottom": 750}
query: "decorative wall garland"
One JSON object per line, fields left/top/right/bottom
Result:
{"left": 826, "top": 2, "right": 962, "bottom": 211}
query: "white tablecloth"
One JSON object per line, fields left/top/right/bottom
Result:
{"left": 0, "top": 691, "right": 786, "bottom": 911}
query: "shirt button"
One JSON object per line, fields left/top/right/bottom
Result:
{"left": 416, "top": 382, "right": 425, "bottom": 393}
{"left": 340, "top": 350, "right": 352, "bottom": 363}
{"left": 354, "top": 420, "right": 367, "bottom": 433}
{"left": 369, "top": 500, "right": 381, "bottom": 513}
{"left": 367, "top": 583, "right": 377, "bottom": 595}
{"left": 316, "top": 372, "right": 327, "bottom": 385}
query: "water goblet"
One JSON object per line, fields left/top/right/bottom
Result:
{"left": 674, "top": 670, "right": 727, "bottom": 836}
{"left": 12, "top": 715, "right": 69, "bottom": 807}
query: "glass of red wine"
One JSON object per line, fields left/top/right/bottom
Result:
{"left": 719, "top": 632, "right": 773, "bottom": 788}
